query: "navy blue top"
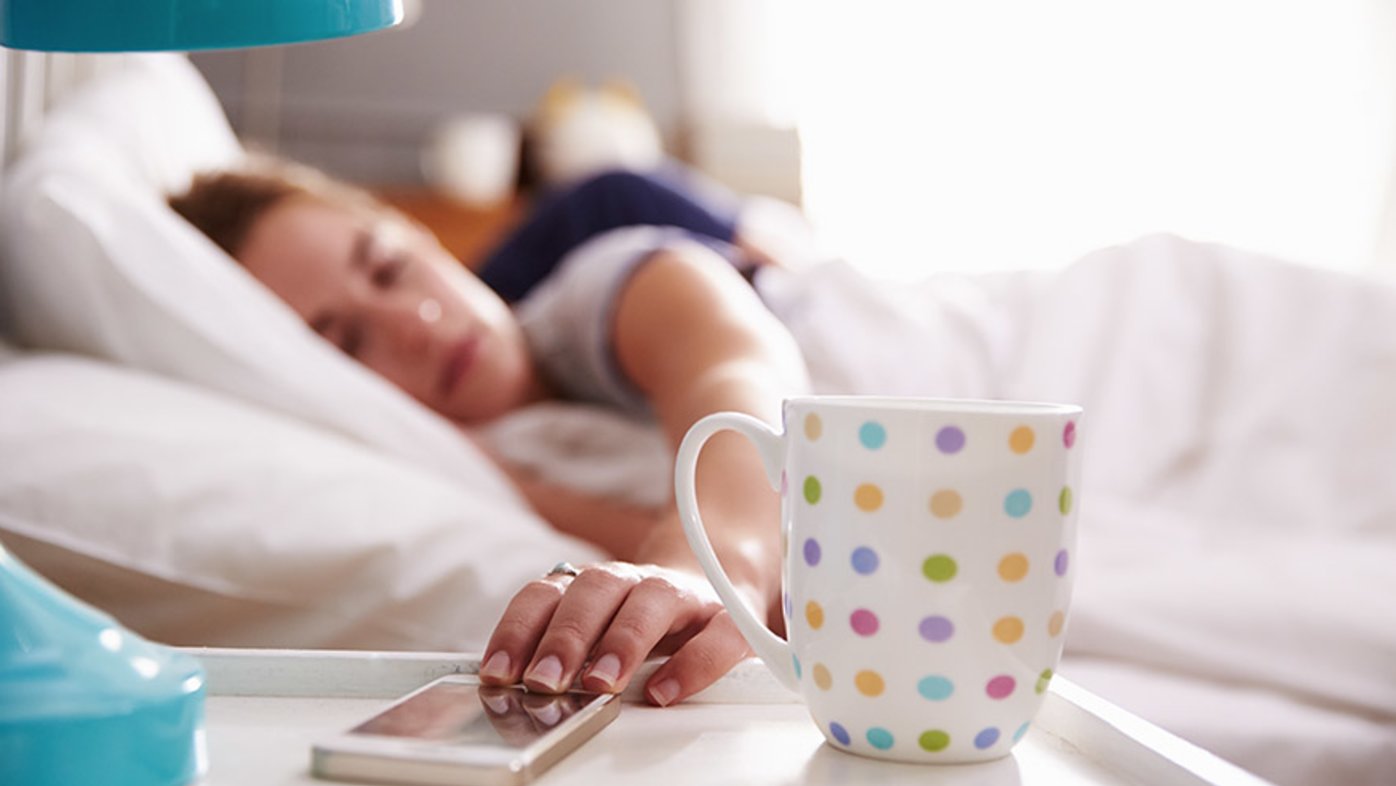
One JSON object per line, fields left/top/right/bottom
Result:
{"left": 478, "top": 166, "right": 742, "bottom": 303}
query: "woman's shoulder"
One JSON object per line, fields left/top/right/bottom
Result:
{"left": 514, "top": 227, "right": 698, "bottom": 416}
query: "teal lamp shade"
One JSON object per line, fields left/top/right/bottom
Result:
{"left": 0, "top": 0, "right": 403, "bottom": 52}
{"left": 0, "top": 544, "right": 207, "bottom": 786}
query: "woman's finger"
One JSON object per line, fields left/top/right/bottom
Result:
{"left": 478, "top": 575, "right": 572, "bottom": 685}
{"left": 521, "top": 565, "right": 639, "bottom": 693}
{"left": 578, "top": 574, "right": 708, "bottom": 694}
{"left": 642, "top": 610, "right": 753, "bottom": 706}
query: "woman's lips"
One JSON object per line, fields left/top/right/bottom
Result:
{"left": 439, "top": 334, "right": 481, "bottom": 397}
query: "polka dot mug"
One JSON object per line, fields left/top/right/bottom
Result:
{"left": 676, "top": 397, "right": 1083, "bottom": 763}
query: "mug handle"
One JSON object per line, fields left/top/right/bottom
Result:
{"left": 674, "top": 412, "right": 799, "bottom": 693}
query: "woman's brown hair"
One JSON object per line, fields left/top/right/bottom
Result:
{"left": 168, "top": 155, "right": 390, "bottom": 259}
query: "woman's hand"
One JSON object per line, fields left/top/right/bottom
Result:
{"left": 478, "top": 561, "right": 758, "bottom": 706}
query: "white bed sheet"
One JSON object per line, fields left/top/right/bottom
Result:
{"left": 0, "top": 351, "right": 605, "bottom": 650}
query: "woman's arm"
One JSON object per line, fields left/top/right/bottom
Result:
{"left": 614, "top": 246, "right": 805, "bottom": 600}
{"left": 479, "top": 245, "right": 809, "bottom": 705}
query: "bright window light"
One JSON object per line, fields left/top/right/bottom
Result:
{"left": 785, "top": 1, "right": 1396, "bottom": 280}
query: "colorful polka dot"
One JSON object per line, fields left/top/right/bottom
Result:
{"left": 1013, "top": 722, "right": 1031, "bottom": 742}
{"left": 792, "top": 655, "right": 802, "bottom": 679}
{"left": 803, "top": 538, "right": 822, "bottom": 566}
{"left": 1009, "top": 426, "right": 1035, "bottom": 454}
{"left": 1048, "top": 611, "right": 1066, "bottom": 637}
{"left": 917, "top": 675, "right": 954, "bottom": 701}
{"left": 985, "top": 675, "right": 1016, "bottom": 699}
{"left": 935, "top": 426, "right": 966, "bottom": 454}
{"left": 993, "top": 616, "right": 1025, "bottom": 644}
{"left": 859, "top": 421, "right": 887, "bottom": 450}
{"left": 918, "top": 615, "right": 955, "bottom": 642}
{"left": 997, "top": 553, "right": 1029, "bottom": 582}
{"left": 803, "top": 476, "right": 822, "bottom": 504}
{"left": 854, "top": 670, "right": 885, "bottom": 697}
{"left": 1004, "top": 489, "right": 1033, "bottom": 518}
{"left": 813, "top": 663, "right": 832, "bottom": 690}
{"left": 1037, "top": 669, "right": 1054, "bottom": 694}
{"left": 805, "top": 600, "right": 825, "bottom": 630}
{"left": 922, "top": 554, "right": 958, "bottom": 583}
{"left": 1064, "top": 421, "right": 1077, "bottom": 448}
{"left": 830, "top": 722, "right": 851, "bottom": 746}
{"left": 1059, "top": 486, "right": 1073, "bottom": 515}
{"left": 1055, "top": 549, "right": 1070, "bottom": 577}
{"left": 851, "top": 546, "right": 880, "bottom": 575}
{"left": 867, "top": 727, "right": 894, "bottom": 750}
{"left": 918, "top": 730, "right": 950, "bottom": 752}
{"left": 850, "top": 609, "right": 879, "bottom": 636}
{"left": 974, "top": 727, "right": 1001, "bottom": 750}
{"left": 804, "top": 413, "right": 823, "bottom": 441}
{"left": 929, "top": 489, "right": 962, "bottom": 519}
{"left": 854, "top": 483, "right": 884, "bottom": 512}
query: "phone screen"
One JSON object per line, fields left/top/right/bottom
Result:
{"left": 350, "top": 682, "right": 594, "bottom": 751}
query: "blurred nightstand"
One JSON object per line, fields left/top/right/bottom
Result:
{"left": 374, "top": 187, "right": 527, "bottom": 271}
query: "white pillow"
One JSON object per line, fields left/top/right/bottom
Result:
{"left": 0, "top": 53, "right": 518, "bottom": 502}
{"left": 0, "top": 351, "right": 605, "bottom": 649}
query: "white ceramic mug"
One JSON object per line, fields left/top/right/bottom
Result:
{"left": 676, "top": 397, "right": 1083, "bottom": 763}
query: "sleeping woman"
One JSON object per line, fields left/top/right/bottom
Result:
{"left": 168, "top": 158, "right": 809, "bottom": 707}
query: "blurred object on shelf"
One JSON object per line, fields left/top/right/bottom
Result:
{"left": 422, "top": 113, "right": 522, "bottom": 208}
{"left": 525, "top": 77, "right": 664, "bottom": 189}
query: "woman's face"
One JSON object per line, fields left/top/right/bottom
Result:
{"left": 238, "top": 197, "right": 537, "bottom": 423}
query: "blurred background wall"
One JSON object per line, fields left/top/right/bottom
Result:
{"left": 191, "top": 0, "right": 688, "bottom": 187}
{"left": 190, "top": 0, "right": 1396, "bottom": 281}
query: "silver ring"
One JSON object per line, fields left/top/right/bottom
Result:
{"left": 545, "top": 561, "right": 581, "bottom": 578}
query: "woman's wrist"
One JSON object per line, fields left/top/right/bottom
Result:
{"left": 634, "top": 512, "right": 780, "bottom": 612}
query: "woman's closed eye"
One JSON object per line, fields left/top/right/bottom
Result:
{"left": 370, "top": 255, "right": 408, "bottom": 289}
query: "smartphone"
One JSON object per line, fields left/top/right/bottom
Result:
{"left": 311, "top": 675, "right": 621, "bottom": 786}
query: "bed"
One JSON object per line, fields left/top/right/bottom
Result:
{"left": 1, "top": 54, "right": 1393, "bottom": 786}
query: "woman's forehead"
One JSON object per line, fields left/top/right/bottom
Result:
{"left": 238, "top": 198, "right": 369, "bottom": 316}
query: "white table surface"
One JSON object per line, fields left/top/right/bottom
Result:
{"left": 190, "top": 648, "right": 1274, "bottom": 786}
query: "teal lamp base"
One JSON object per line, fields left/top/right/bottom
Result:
{"left": 0, "top": 543, "right": 206, "bottom": 786}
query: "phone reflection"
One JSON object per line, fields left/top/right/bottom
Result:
{"left": 351, "top": 682, "right": 584, "bottom": 749}
{"left": 477, "top": 686, "right": 575, "bottom": 746}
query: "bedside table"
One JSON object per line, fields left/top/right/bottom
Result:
{"left": 373, "top": 188, "right": 527, "bottom": 270}
{"left": 188, "top": 648, "right": 1274, "bottom": 786}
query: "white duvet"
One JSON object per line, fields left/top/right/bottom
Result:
{"left": 487, "top": 233, "right": 1396, "bottom": 785}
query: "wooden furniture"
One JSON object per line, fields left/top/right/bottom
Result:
{"left": 374, "top": 188, "right": 527, "bottom": 271}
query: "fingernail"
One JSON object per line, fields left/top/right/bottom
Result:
{"left": 481, "top": 692, "right": 511, "bottom": 715}
{"left": 648, "top": 678, "right": 681, "bottom": 707}
{"left": 526, "top": 655, "right": 564, "bottom": 692}
{"left": 586, "top": 653, "right": 622, "bottom": 690}
{"left": 480, "top": 651, "right": 511, "bottom": 682}
{"left": 529, "top": 701, "right": 562, "bottom": 727}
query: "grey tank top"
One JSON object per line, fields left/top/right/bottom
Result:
{"left": 515, "top": 226, "right": 738, "bottom": 419}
